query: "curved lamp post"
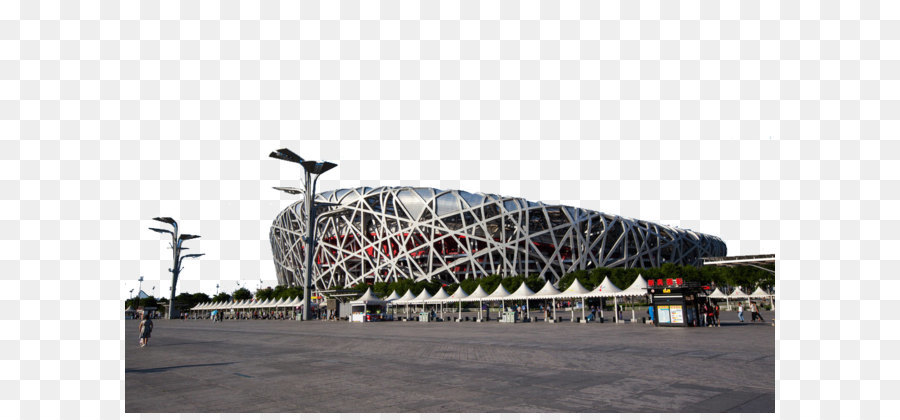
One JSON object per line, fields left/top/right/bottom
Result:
{"left": 149, "top": 217, "right": 204, "bottom": 319}
{"left": 269, "top": 148, "right": 337, "bottom": 321}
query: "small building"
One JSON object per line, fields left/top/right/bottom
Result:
{"left": 647, "top": 279, "right": 707, "bottom": 327}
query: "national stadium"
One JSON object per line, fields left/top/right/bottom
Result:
{"left": 270, "top": 186, "right": 727, "bottom": 290}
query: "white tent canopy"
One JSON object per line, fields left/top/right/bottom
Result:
{"left": 384, "top": 290, "right": 401, "bottom": 303}
{"left": 462, "top": 285, "right": 490, "bottom": 301}
{"left": 557, "top": 278, "right": 591, "bottom": 298}
{"left": 410, "top": 288, "right": 433, "bottom": 303}
{"left": 557, "top": 279, "right": 591, "bottom": 322}
{"left": 707, "top": 288, "right": 728, "bottom": 299}
{"left": 728, "top": 287, "right": 749, "bottom": 299}
{"left": 484, "top": 284, "right": 511, "bottom": 301}
{"left": 585, "top": 276, "right": 622, "bottom": 297}
{"left": 750, "top": 287, "right": 771, "bottom": 298}
{"left": 350, "top": 287, "right": 386, "bottom": 305}
{"left": 506, "top": 282, "right": 535, "bottom": 300}
{"left": 448, "top": 285, "right": 469, "bottom": 301}
{"left": 617, "top": 274, "right": 649, "bottom": 297}
{"left": 427, "top": 287, "right": 452, "bottom": 303}
{"left": 528, "top": 280, "right": 561, "bottom": 300}
{"left": 448, "top": 285, "right": 470, "bottom": 321}
{"left": 391, "top": 289, "right": 417, "bottom": 305}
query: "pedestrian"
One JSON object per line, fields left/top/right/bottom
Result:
{"left": 138, "top": 313, "right": 153, "bottom": 347}
{"left": 714, "top": 303, "right": 720, "bottom": 327}
{"left": 752, "top": 302, "right": 765, "bottom": 322}
{"left": 700, "top": 303, "right": 708, "bottom": 327}
{"left": 750, "top": 302, "right": 758, "bottom": 322}
{"left": 737, "top": 302, "right": 744, "bottom": 322}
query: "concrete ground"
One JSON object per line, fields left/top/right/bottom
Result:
{"left": 125, "top": 311, "right": 774, "bottom": 413}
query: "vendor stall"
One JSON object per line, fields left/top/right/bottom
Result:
{"left": 647, "top": 278, "right": 704, "bottom": 327}
{"left": 349, "top": 287, "right": 386, "bottom": 322}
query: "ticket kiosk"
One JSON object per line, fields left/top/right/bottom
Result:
{"left": 647, "top": 278, "right": 707, "bottom": 327}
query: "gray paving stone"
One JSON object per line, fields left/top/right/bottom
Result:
{"left": 126, "top": 315, "right": 774, "bottom": 413}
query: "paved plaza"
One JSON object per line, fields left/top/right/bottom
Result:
{"left": 125, "top": 311, "right": 775, "bottom": 413}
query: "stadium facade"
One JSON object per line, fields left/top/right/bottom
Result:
{"left": 270, "top": 186, "right": 727, "bottom": 290}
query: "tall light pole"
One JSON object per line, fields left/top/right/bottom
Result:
{"left": 138, "top": 276, "right": 144, "bottom": 297}
{"left": 149, "top": 217, "right": 204, "bottom": 319}
{"left": 269, "top": 148, "right": 337, "bottom": 321}
{"left": 129, "top": 288, "right": 134, "bottom": 307}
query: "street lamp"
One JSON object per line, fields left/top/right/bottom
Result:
{"left": 269, "top": 148, "right": 337, "bottom": 321}
{"left": 138, "top": 276, "right": 144, "bottom": 297}
{"left": 129, "top": 288, "right": 134, "bottom": 307}
{"left": 149, "top": 217, "right": 204, "bottom": 319}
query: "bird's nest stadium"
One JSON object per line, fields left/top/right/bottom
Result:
{"left": 270, "top": 186, "right": 726, "bottom": 290}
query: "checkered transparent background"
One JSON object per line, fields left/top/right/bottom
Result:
{"left": 1, "top": 0, "right": 895, "bottom": 418}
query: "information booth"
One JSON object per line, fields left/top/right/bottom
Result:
{"left": 647, "top": 278, "right": 707, "bottom": 327}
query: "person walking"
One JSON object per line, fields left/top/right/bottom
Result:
{"left": 737, "top": 302, "right": 744, "bottom": 322}
{"left": 138, "top": 313, "right": 153, "bottom": 347}
{"left": 714, "top": 303, "right": 720, "bottom": 327}
{"left": 753, "top": 301, "right": 766, "bottom": 323}
{"left": 700, "top": 303, "right": 708, "bottom": 327}
{"left": 750, "top": 301, "right": 758, "bottom": 322}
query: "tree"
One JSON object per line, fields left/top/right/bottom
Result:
{"left": 255, "top": 287, "right": 275, "bottom": 301}
{"left": 233, "top": 287, "right": 252, "bottom": 300}
{"left": 212, "top": 292, "right": 232, "bottom": 303}
{"left": 191, "top": 292, "right": 211, "bottom": 304}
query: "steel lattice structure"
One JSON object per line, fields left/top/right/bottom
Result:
{"left": 270, "top": 186, "right": 727, "bottom": 290}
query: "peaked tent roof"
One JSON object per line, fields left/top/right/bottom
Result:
{"left": 448, "top": 286, "right": 469, "bottom": 301}
{"left": 618, "top": 274, "right": 649, "bottom": 297}
{"left": 484, "top": 284, "right": 511, "bottom": 301}
{"left": 529, "top": 281, "right": 561, "bottom": 299}
{"left": 286, "top": 297, "right": 302, "bottom": 307}
{"left": 728, "top": 287, "right": 749, "bottom": 298}
{"left": 137, "top": 290, "right": 151, "bottom": 299}
{"left": 707, "top": 287, "right": 728, "bottom": 299}
{"left": 462, "top": 285, "right": 490, "bottom": 301}
{"left": 427, "top": 287, "right": 452, "bottom": 303}
{"left": 586, "top": 276, "right": 623, "bottom": 297}
{"left": 410, "top": 288, "right": 433, "bottom": 302}
{"left": 506, "top": 282, "right": 535, "bottom": 300}
{"left": 384, "top": 290, "right": 401, "bottom": 302}
{"left": 391, "top": 289, "right": 418, "bottom": 305}
{"left": 350, "top": 287, "right": 386, "bottom": 305}
{"left": 750, "top": 287, "right": 772, "bottom": 298}
{"left": 557, "top": 279, "right": 591, "bottom": 298}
